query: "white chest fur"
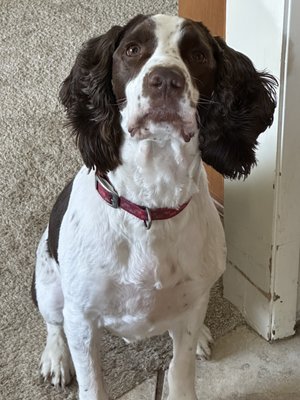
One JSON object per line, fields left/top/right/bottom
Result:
{"left": 58, "top": 158, "right": 225, "bottom": 341}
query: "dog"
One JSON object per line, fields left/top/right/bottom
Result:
{"left": 33, "top": 14, "right": 277, "bottom": 400}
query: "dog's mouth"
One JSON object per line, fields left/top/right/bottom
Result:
{"left": 128, "top": 108, "right": 197, "bottom": 142}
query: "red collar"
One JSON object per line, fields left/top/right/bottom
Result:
{"left": 96, "top": 175, "right": 190, "bottom": 229}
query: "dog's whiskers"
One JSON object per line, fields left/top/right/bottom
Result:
{"left": 108, "top": 98, "right": 127, "bottom": 106}
{"left": 196, "top": 98, "right": 220, "bottom": 106}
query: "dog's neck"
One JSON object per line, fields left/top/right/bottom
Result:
{"left": 108, "top": 134, "right": 204, "bottom": 209}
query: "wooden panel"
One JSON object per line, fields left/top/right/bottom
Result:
{"left": 179, "top": 0, "right": 226, "bottom": 205}
{"left": 179, "top": 0, "right": 226, "bottom": 36}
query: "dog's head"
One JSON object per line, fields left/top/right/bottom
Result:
{"left": 60, "top": 14, "right": 277, "bottom": 179}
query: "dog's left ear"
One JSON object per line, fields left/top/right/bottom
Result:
{"left": 199, "top": 37, "right": 278, "bottom": 179}
{"left": 59, "top": 25, "right": 124, "bottom": 174}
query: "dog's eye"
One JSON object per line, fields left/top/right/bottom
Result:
{"left": 126, "top": 44, "right": 141, "bottom": 57}
{"left": 191, "top": 51, "right": 207, "bottom": 63}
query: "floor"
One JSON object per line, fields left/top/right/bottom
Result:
{"left": 120, "top": 325, "right": 300, "bottom": 400}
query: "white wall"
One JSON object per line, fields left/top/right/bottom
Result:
{"left": 224, "top": 0, "right": 300, "bottom": 340}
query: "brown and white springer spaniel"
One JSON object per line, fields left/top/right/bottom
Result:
{"left": 33, "top": 14, "right": 277, "bottom": 400}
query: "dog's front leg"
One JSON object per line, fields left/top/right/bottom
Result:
{"left": 168, "top": 316, "right": 200, "bottom": 400}
{"left": 63, "top": 306, "right": 107, "bottom": 400}
{"left": 168, "top": 298, "right": 209, "bottom": 400}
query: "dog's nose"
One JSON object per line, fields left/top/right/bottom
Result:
{"left": 147, "top": 67, "right": 185, "bottom": 98}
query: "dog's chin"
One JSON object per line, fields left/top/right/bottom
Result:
{"left": 128, "top": 116, "right": 197, "bottom": 143}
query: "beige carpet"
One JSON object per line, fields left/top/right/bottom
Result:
{"left": 0, "top": 1, "right": 244, "bottom": 399}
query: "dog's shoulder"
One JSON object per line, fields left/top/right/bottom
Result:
{"left": 47, "top": 178, "right": 74, "bottom": 263}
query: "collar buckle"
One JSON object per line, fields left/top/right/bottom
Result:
{"left": 110, "top": 192, "right": 120, "bottom": 208}
{"left": 96, "top": 175, "right": 120, "bottom": 208}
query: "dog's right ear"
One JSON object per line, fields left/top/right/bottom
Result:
{"left": 59, "top": 26, "right": 124, "bottom": 174}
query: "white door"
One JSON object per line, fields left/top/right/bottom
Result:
{"left": 224, "top": 0, "right": 300, "bottom": 341}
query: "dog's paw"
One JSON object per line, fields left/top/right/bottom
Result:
{"left": 196, "top": 324, "right": 213, "bottom": 361}
{"left": 40, "top": 335, "right": 75, "bottom": 388}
